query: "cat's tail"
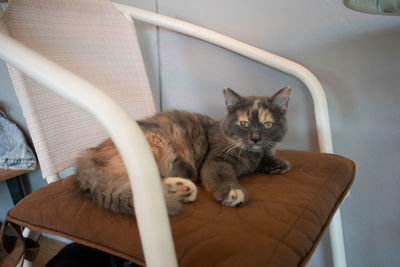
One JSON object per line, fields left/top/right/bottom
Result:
{"left": 75, "top": 148, "right": 182, "bottom": 216}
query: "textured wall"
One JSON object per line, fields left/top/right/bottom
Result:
{"left": 1, "top": 0, "right": 399, "bottom": 266}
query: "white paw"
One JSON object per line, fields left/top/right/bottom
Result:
{"left": 222, "top": 189, "right": 246, "bottom": 207}
{"left": 163, "top": 177, "right": 197, "bottom": 203}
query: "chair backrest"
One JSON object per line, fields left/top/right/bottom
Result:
{"left": 0, "top": 0, "right": 156, "bottom": 179}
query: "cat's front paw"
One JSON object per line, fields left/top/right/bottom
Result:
{"left": 163, "top": 177, "right": 197, "bottom": 203}
{"left": 263, "top": 159, "right": 291, "bottom": 175}
{"left": 223, "top": 188, "right": 248, "bottom": 207}
{"left": 214, "top": 186, "right": 248, "bottom": 207}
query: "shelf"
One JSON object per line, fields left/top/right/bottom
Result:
{"left": 0, "top": 165, "right": 39, "bottom": 182}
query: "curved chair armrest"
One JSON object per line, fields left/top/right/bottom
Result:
{"left": 114, "top": 3, "right": 333, "bottom": 154}
{"left": 114, "top": 4, "right": 346, "bottom": 267}
{"left": 0, "top": 32, "right": 178, "bottom": 267}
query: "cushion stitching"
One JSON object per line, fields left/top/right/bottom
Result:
{"left": 263, "top": 200, "right": 324, "bottom": 226}
{"left": 174, "top": 209, "right": 224, "bottom": 261}
{"left": 5, "top": 152, "right": 356, "bottom": 267}
{"left": 298, "top": 159, "right": 356, "bottom": 266}
{"left": 265, "top": 170, "right": 336, "bottom": 266}
{"left": 5, "top": 212, "right": 146, "bottom": 266}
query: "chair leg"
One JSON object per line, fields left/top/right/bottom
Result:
{"left": 20, "top": 175, "right": 58, "bottom": 266}
{"left": 23, "top": 227, "right": 41, "bottom": 242}
{"left": 22, "top": 228, "right": 41, "bottom": 267}
{"left": 46, "top": 174, "right": 61, "bottom": 184}
{"left": 22, "top": 259, "right": 32, "bottom": 267}
{"left": 328, "top": 207, "right": 347, "bottom": 267}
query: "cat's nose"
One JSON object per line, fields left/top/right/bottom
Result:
{"left": 251, "top": 137, "right": 261, "bottom": 144}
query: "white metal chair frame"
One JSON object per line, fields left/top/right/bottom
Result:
{"left": 0, "top": 3, "right": 347, "bottom": 267}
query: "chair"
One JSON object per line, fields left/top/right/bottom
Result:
{"left": 0, "top": 0, "right": 355, "bottom": 266}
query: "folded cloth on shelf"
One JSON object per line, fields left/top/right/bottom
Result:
{"left": 0, "top": 109, "right": 36, "bottom": 170}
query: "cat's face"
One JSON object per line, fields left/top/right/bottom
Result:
{"left": 222, "top": 87, "right": 291, "bottom": 152}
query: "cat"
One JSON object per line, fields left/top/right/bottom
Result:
{"left": 75, "top": 87, "right": 291, "bottom": 216}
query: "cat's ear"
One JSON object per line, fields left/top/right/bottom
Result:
{"left": 271, "top": 86, "right": 291, "bottom": 113}
{"left": 223, "top": 87, "right": 243, "bottom": 112}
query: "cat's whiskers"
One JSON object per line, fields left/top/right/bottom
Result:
{"left": 223, "top": 142, "right": 240, "bottom": 160}
{"left": 264, "top": 141, "right": 279, "bottom": 150}
{"left": 219, "top": 142, "right": 237, "bottom": 155}
{"left": 219, "top": 138, "right": 242, "bottom": 153}
{"left": 274, "top": 141, "right": 289, "bottom": 147}
{"left": 237, "top": 142, "right": 245, "bottom": 161}
{"left": 220, "top": 138, "right": 243, "bottom": 160}
{"left": 233, "top": 139, "right": 245, "bottom": 160}
{"left": 218, "top": 143, "right": 236, "bottom": 159}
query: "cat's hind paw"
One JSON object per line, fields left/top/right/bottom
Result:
{"left": 163, "top": 177, "right": 197, "bottom": 203}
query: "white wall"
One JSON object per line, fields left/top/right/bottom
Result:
{"left": 155, "top": 1, "right": 400, "bottom": 266}
{"left": 1, "top": 0, "right": 399, "bottom": 266}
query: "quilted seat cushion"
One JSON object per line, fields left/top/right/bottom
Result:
{"left": 5, "top": 150, "right": 355, "bottom": 266}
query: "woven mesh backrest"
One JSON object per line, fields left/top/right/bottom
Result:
{"left": 1, "top": 0, "right": 156, "bottom": 179}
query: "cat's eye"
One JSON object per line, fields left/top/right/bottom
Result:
{"left": 263, "top": 122, "right": 273, "bottom": 129}
{"left": 240, "top": 121, "right": 250, "bottom": 128}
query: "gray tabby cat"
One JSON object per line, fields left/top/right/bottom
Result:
{"left": 75, "top": 87, "right": 291, "bottom": 216}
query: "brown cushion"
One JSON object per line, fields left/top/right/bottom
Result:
{"left": 5, "top": 150, "right": 355, "bottom": 266}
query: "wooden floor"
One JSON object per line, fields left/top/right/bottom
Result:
{"left": 0, "top": 235, "right": 67, "bottom": 267}
{"left": 33, "top": 236, "right": 67, "bottom": 267}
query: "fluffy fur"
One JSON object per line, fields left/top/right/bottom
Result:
{"left": 75, "top": 87, "right": 291, "bottom": 215}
